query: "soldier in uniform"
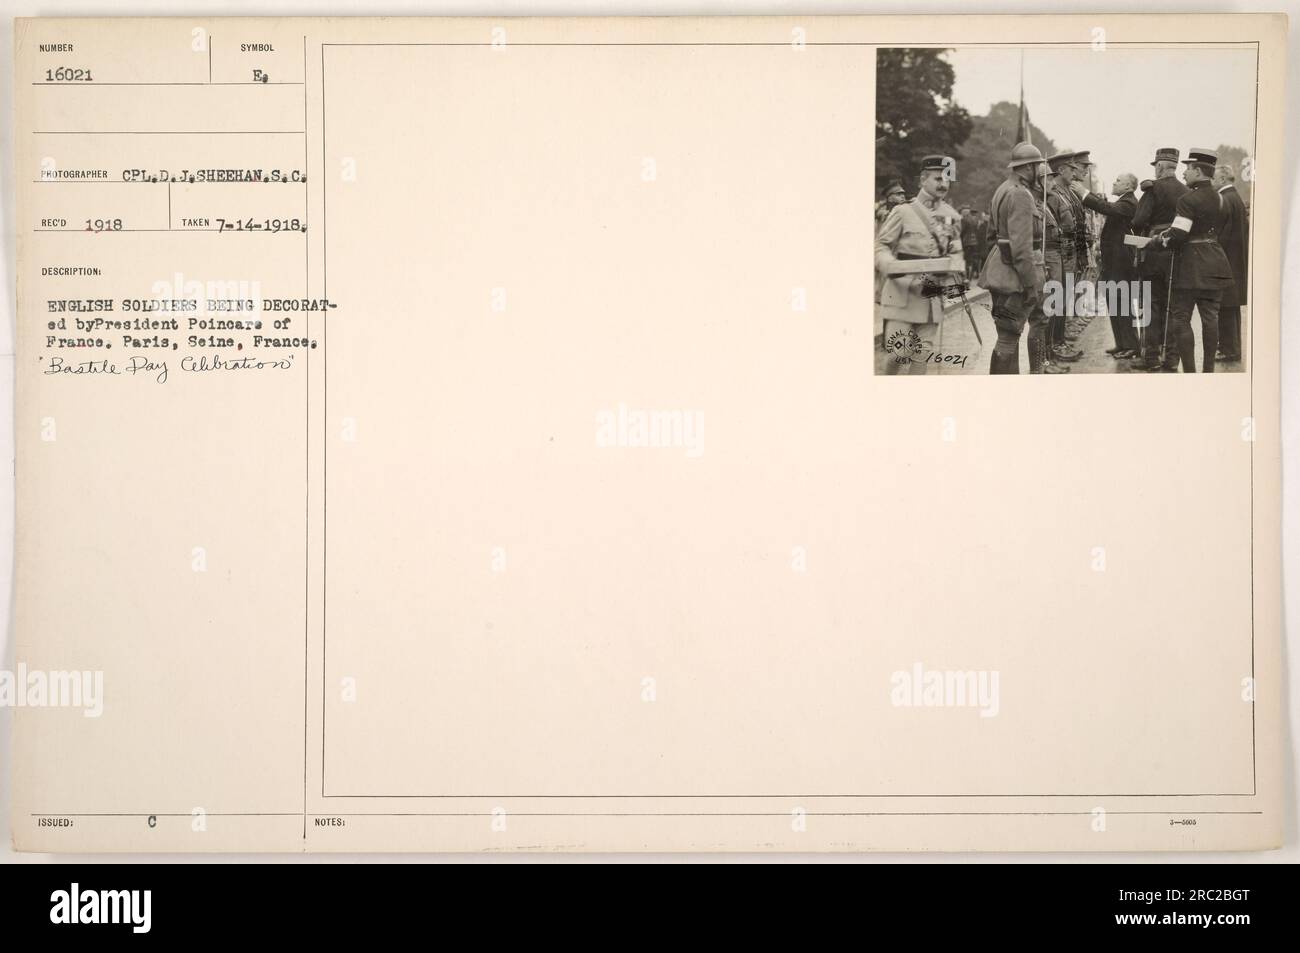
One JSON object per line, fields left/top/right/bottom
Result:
{"left": 960, "top": 205, "right": 981, "bottom": 280}
{"left": 877, "top": 182, "right": 907, "bottom": 227}
{"left": 1062, "top": 151, "right": 1096, "bottom": 352}
{"left": 1066, "top": 152, "right": 1096, "bottom": 279}
{"left": 1150, "top": 148, "right": 1236, "bottom": 372}
{"left": 874, "top": 155, "right": 964, "bottom": 375}
{"left": 979, "top": 142, "right": 1049, "bottom": 375}
{"left": 1130, "top": 147, "right": 1189, "bottom": 371}
{"left": 1044, "top": 152, "right": 1081, "bottom": 368}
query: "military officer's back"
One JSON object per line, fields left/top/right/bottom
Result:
{"left": 1153, "top": 147, "right": 1235, "bottom": 372}
{"left": 1130, "top": 147, "right": 1189, "bottom": 370}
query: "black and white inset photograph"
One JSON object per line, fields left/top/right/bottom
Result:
{"left": 873, "top": 46, "right": 1256, "bottom": 375}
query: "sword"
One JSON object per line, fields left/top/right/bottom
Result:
{"left": 955, "top": 288, "right": 984, "bottom": 348}
{"left": 927, "top": 273, "right": 984, "bottom": 351}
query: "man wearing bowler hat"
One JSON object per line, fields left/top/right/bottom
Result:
{"left": 1150, "top": 147, "right": 1235, "bottom": 372}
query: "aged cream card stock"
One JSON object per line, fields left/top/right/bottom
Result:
{"left": 11, "top": 14, "right": 1285, "bottom": 851}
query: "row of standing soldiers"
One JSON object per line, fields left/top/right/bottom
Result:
{"left": 978, "top": 143, "right": 1246, "bottom": 373}
{"left": 873, "top": 155, "right": 1094, "bottom": 374}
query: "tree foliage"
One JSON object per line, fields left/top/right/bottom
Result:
{"left": 875, "top": 49, "right": 973, "bottom": 197}
{"left": 876, "top": 49, "right": 1254, "bottom": 215}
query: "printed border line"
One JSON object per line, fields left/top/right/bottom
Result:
{"left": 321, "top": 40, "right": 328, "bottom": 801}
{"left": 1249, "top": 42, "right": 1258, "bottom": 798}
{"left": 31, "top": 810, "right": 1264, "bottom": 818}
{"left": 303, "top": 33, "right": 311, "bottom": 843}
{"left": 31, "top": 813, "right": 301, "bottom": 818}
{"left": 317, "top": 39, "right": 1260, "bottom": 804}
{"left": 322, "top": 792, "right": 1257, "bottom": 799}
{"left": 320, "top": 41, "right": 1259, "bottom": 48}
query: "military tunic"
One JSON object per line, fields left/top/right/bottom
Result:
{"left": 1160, "top": 178, "right": 1233, "bottom": 372}
{"left": 980, "top": 177, "right": 1044, "bottom": 295}
{"left": 874, "top": 195, "right": 963, "bottom": 325}
{"left": 1132, "top": 175, "right": 1188, "bottom": 279}
{"left": 1044, "top": 178, "right": 1074, "bottom": 287}
{"left": 1050, "top": 178, "right": 1082, "bottom": 274}
{"left": 1130, "top": 174, "right": 1188, "bottom": 366}
{"left": 1166, "top": 179, "right": 1235, "bottom": 291}
{"left": 980, "top": 175, "right": 1050, "bottom": 373}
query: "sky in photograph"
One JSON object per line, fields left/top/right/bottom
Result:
{"left": 943, "top": 46, "right": 1258, "bottom": 194}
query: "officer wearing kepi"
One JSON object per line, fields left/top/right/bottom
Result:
{"left": 1131, "top": 147, "right": 1188, "bottom": 371}
{"left": 1150, "top": 147, "right": 1236, "bottom": 372}
{"left": 874, "top": 155, "right": 964, "bottom": 375}
{"left": 979, "top": 142, "right": 1049, "bottom": 374}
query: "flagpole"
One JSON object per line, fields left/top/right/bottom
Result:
{"left": 1020, "top": 50, "right": 1029, "bottom": 147}
{"left": 1019, "top": 50, "right": 1045, "bottom": 310}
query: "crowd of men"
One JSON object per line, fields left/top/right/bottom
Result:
{"left": 874, "top": 145, "right": 1249, "bottom": 374}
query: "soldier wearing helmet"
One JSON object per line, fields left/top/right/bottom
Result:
{"left": 978, "top": 141, "right": 1050, "bottom": 374}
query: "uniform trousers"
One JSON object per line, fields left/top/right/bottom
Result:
{"left": 989, "top": 290, "right": 1048, "bottom": 375}
{"left": 1167, "top": 288, "right": 1221, "bottom": 373}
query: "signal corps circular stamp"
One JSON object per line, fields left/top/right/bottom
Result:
{"left": 885, "top": 327, "right": 924, "bottom": 363}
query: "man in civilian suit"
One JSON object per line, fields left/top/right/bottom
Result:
{"left": 1213, "top": 164, "right": 1248, "bottom": 363}
{"left": 1074, "top": 172, "right": 1141, "bottom": 358}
